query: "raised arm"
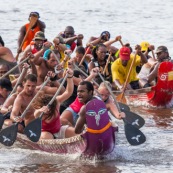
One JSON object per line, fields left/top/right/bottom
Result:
{"left": 31, "top": 41, "right": 52, "bottom": 65}
{"left": 56, "top": 69, "right": 74, "bottom": 104}
{"left": 135, "top": 45, "right": 148, "bottom": 64}
{"left": 103, "top": 35, "right": 122, "bottom": 48}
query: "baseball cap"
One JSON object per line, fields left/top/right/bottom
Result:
{"left": 100, "top": 31, "right": 110, "bottom": 40}
{"left": 119, "top": 47, "right": 131, "bottom": 60}
{"left": 0, "top": 78, "right": 13, "bottom": 91}
{"left": 29, "top": 12, "right": 40, "bottom": 18}
{"left": 33, "top": 31, "right": 46, "bottom": 41}
{"left": 140, "top": 41, "right": 149, "bottom": 52}
{"left": 155, "top": 46, "right": 168, "bottom": 54}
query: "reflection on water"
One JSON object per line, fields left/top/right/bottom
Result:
{"left": 132, "top": 106, "right": 173, "bottom": 128}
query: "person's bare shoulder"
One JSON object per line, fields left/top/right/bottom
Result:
{"left": 19, "top": 25, "right": 26, "bottom": 34}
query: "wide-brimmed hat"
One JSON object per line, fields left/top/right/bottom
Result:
{"left": 33, "top": 31, "right": 46, "bottom": 41}
{"left": 155, "top": 46, "right": 168, "bottom": 54}
{"left": 0, "top": 78, "right": 12, "bottom": 91}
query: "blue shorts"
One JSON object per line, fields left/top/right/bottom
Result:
{"left": 65, "top": 107, "right": 79, "bottom": 125}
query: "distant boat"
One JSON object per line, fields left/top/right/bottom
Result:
{"left": 113, "top": 62, "right": 173, "bottom": 108}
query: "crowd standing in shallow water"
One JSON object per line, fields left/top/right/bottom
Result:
{"left": 0, "top": 11, "right": 172, "bottom": 141}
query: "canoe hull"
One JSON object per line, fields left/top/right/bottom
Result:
{"left": 16, "top": 130, "right": 116, "bottom": 157}
{"left": 17, "top": 133, "right": 87, "bottom": 154}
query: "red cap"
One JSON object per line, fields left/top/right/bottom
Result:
{"left": 119, "top": 47, "right": 130, "bottom": 60}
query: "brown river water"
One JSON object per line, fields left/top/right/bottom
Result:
{"left": 0, "top": 0, "right": 173, "bottom": 172}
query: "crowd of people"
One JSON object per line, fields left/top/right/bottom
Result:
{"left": 0, "top": 11, "right": 172, "bottom": 141}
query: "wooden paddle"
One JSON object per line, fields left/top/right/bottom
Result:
{"left": 119, "top": 39, "right": 124, "bottom": 47}
{"left": 98, "top": 73, "right": 146, "bottom": 145}
{"left": 24, "top": 74, "right": 68, "bottom": 142}
{"left": 0, "top": 77, "right": 50, "bottom": 146}
{"left": 103, "top": 53, "right": 112, "bottom": 75}
{"left": 79, "top": 47, "right": 90, "bottom": 66}
{"left": 50, "top": 47, "right": 60, "bottom": 63}
{"left": 16, "top": 16, "right": 38, "bottom": 61}
{"left": 9, "top": 67, "right": 27, "bottom": 96}
{"left": 0, "top": 56, "right": 30, "bottom": 80}
{"left": 116, "top": 53, "right": 137, "bottom": 104}
{"left": 151, "top": 50, "right": 156, "bottom": 60}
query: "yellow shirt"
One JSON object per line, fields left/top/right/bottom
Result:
{"left": 111, "top": 54, "right": 141, "bottom": 84}
{"left": 59, "top": 51, "right": 68, "bottom": 68}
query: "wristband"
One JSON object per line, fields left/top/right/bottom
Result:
{"left": 67, "top": 75, "right": 73, "bottom": 78}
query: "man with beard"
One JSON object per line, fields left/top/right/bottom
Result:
{"left": 20, "top": 31, "right": 47, "bottom": 60}
{"left": 144, "top": 46, "right": 172, "bottom": 87}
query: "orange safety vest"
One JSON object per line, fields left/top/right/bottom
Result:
{"left": 22, "top": 23, "right": 40, "bottom": 51}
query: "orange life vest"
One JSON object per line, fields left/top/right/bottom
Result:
{"left": 22, "top": 23, "right": 40, "bottom": 51}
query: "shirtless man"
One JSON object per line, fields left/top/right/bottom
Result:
{"left": 10, "top": 74, "right": 37, "bottom": 131}
{"left": 0, "top": 36, "right": 19, "bottom": 75}
{"left": 31, "top": 44, "right": 60, "bottom": 85}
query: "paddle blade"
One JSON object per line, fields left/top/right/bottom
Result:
{"left": 0, "top": 114, "right": 5, "bottom": 129}
{"left": 125, "top": 124, "right": 146, "bottom": 146}
{"left": 118, "top": 102, "right": 130, "bottom": 111}
{"left": 123, "top": 110, "right": 145, "bottom": 129}
{"left": 24, "top": 116, "right": 42, "bottom": 142}
{"left": 0, "top": 123, "right": 18, "bottom": 146}
{"left": 116, "top": 94, "right": 127, "bottom": 104}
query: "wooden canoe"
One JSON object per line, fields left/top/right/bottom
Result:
{"left": 113, "top": 62, "right": 173, "bottom": 108}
